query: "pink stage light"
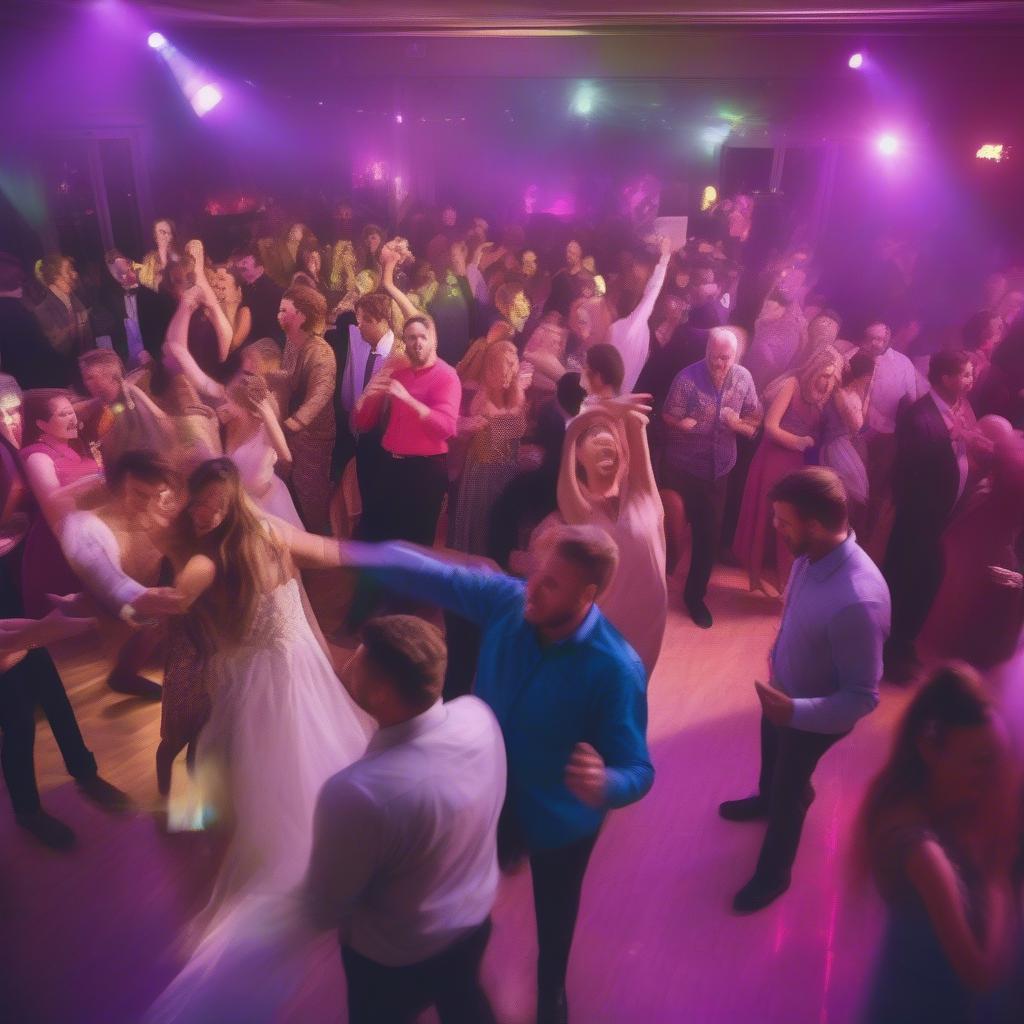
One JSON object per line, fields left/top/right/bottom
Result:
{"left": 848, "top": 52, "right": 864, "bottom": 69}
{"left": 876, "top": 133, "right": 901, "bottom": 157}
{"left": 191, "top": 83, "right": 222, "bottom": 117}
{"left": 147, "top": 31, "right": 167, "bottom": 50}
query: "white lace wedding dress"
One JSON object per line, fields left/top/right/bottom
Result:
{"left": 147, "top": 575, "right": 372, "bottom": 1023}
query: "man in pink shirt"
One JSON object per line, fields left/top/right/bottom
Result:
{"left": 354, "top": 314, "right": 461, "bottom": 545}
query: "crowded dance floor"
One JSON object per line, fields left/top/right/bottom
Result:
{"left": 1, "top": 2, "right": 1023, "bottom": 1022}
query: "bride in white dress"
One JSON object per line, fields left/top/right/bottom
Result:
{"left": 147, "top": 458, "right": 372, "bottom": 1022}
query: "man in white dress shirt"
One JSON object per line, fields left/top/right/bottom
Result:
{"left": 303, "top": 615, "right": 505, "bottom": 1024}
{"left": 839, "top": 320, "right": 926, "bottom": 552}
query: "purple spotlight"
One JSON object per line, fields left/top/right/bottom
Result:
{"left": 395, "top": 113, "right": 404, "bottom": 125}
{"left": 191, "top": 83, "right": 222, "bottom": 117}
{"left": 848, "top": 52, "right": 864, "bottom": 69}
{"left": 147, "top": 31, "right": 167, "bottom": 49}
{"left": 876, "top": 133, "right": 901, "bottom": 157}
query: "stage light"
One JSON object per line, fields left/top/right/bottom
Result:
{"left": 147, "top": 31, "right": 167, "bottom": 49}
{"left": 848, "top": 52, "right": 864, "bottom": 69}
{"left": 395, "top": 113, "right": 404, "bottom": 125}
{"left": 191, "top": 83, "right": 222, "bottom": 117}
{"left": 976, "top": 143, "right": 1005, "bottom": 162}
{"left": 571, "top": 84, "right": 597, "bottom": 118}
{"left": 700, "top": 185, "right": 718, "bottom": 211}
{"left": 876, "top": 133, "right": 901, "bottom": 157}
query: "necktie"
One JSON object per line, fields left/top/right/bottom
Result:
{"left": 362, "top": 349, "right": 379, "bottom": 392}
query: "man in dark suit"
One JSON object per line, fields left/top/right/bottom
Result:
{"left": 231, "top": 245, "right": 284, "bottom": 344}
{"left": 91, "top": 250, "right": 175, "bottom": 366}
{"left": 0, "top": 253, "right": 55, "bottom": 389}
{"left": 883, "top": 349, "right": 978, "bottom": 681}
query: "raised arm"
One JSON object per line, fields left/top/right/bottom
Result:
{"left": 125, "top": 383, "right": 172, "bottom": 429}
{"left": 184, "top": 240, "right": 233, "bottom": 363}
{"left": 164, "top": 291, "right": 227, "bottom": 402}
{"left": 557, "top": 412, "right": 597, "bottom": 524}
{"left": 380, "top": 248, "right": 420, "bottom": 323}
{"left": 232, "top": 305, "right": 252, "bottom": 352}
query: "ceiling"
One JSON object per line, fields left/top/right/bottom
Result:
{"left": 8, "top": 1, "right": 1024, "bottom": 34}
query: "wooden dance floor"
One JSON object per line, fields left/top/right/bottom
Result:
{"left": 0, "top": 563, "right": 913, "bottom": 1024}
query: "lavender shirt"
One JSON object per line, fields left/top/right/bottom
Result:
{"left": 771, "top": 531, "right": 891, "bottom": 734}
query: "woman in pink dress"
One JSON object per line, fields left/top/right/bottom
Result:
{"left": 734, "top": 346, "right": 842, "bottom": 595}
{"left": 18, "top": 389, "right": 105, "bottom": 617}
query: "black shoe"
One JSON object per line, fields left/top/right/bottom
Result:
{"left": 537, "top": 988, "right": 568, "bottom": 1024}
{"left": 16, "top": 809, "right": 76, "bottom": 850}
{"left": 719, "top": 796, "right": 768, "bottom": 822}
{"left": 686, "top": 600, "right": 713, "bottom": 629}
{"left": 77, "top": 775, "right": 133, "bottom": 813}
{"left": 107, "top": 671, "right": 163, "bottom": 701}
{"left": 732, "top": 875, "right": 790, "bottom": 914}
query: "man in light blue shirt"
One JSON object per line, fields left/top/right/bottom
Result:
{"left": 719, "top": 467, "right": 890, "bottom": 914}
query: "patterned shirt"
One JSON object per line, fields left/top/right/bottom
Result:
{"left": 663, "top": 360, "right": 760, "bottom": 479}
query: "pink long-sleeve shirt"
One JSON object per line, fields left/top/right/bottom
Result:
{"left": 355, "top": 359, "right": 461, "bottom": 456}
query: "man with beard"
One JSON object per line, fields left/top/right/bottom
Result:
{"left": 338, "top": 524, "right": 654, "bottom": 1024}
{"left": 353, "top": 313, "right": 460, "bottom": 546}
{"left": 719, "top": 468, "right": 889, "bottom": 913}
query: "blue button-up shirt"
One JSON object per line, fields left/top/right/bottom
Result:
{"left": 344, "top": 542, "right": 654, "bottom": 850}
{"left": 663, "top": 360, "right": 761, "bottom": 480}
{"left": 770, "top": 531, "right": 891, "bottom": 735}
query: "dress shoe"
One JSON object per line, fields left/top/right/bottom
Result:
{"left": 732, "top": 875, "right": 790, "bottom": 914}
{"left": 686, "top": 600, "right": 713, "bottom": 629}
{"left": 16, "top": 809, "right": 75, "bottom": 850}
{"left": 537, "top": 988, "right": 568, "bottom": 1024}
{"left": 107, "top": 671, "right": 163, "bottom": 701}
{"left": 77, "top": 775, "right": 133, "bottom": 813}
{"left": 718, "top": 796, "right": 768, "bottom": 822}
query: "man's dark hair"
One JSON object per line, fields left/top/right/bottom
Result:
{"left": 230, "top": 245, "right": 264, "bottom": 267}
{"left": 106, "top": 449, "right": 177, "bottom": 493}
{"left": 361, "top": 615, "right": 447, "bottom": 712}
{"left": 585, "top": 343, "right": 625, "bottom": 394}
{"left": 104, "top": 249, "right": 128, "bottom": 267}
{"left": 354, "top": 292, "right": 391, "bottom": 324}
{"left": 556, "top": 371, "right": 586, "bottom": 417}
{"left": 769, "top": 467, "right": 848, "bottom": 532}
{"left": 928, "top": 348, "right": 971, "bottom": 388}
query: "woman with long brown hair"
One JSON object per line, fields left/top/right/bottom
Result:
{"left": 449, "top": 338, "right": 527, "bottom": 555}
{"left": 854, "top": 664, "right": 1020, "bottom": 1022}
{"left": 169, "top": 458, "right": 370, "bottom": 915}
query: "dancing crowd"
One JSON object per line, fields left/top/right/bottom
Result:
{"left": 0, "top": 192, "right": 1022, "bottom": 1023}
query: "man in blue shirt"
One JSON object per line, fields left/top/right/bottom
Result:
{"left": 662, "top": 328, "right": 761, "bottom": 628}
{"left": 341, "top": 524, "right": 654, "bottom": 1024}
{"left": 719, "top": 468, "right": 890, "bottom": 914}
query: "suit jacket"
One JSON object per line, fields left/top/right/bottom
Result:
{"left": 0, "top": 298, "right": 57, "bottom": 389}
{"left": 243, "top": 273, "right": 285, "bottom": 345}
{"left": 892, "top": 392, "right": 960, "bottom": 531}
{"left": 91, "top": 282, "right": 175, "bottom": 364}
